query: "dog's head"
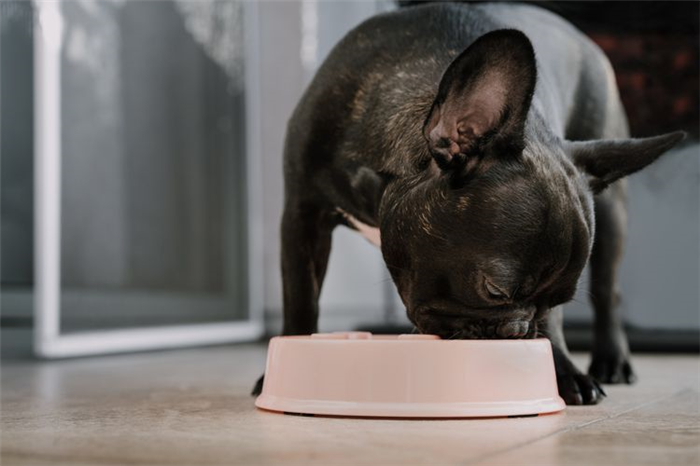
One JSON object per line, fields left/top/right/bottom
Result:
{"left": 378, "top": 29, "right": 684, "bottom": 339}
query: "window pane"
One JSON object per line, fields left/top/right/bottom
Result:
{"left": 57, "top": 0, "right": 249, "bottom": 331}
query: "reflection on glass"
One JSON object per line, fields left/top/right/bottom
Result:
{"left": 57, "top": 1, "right": 249, "bottom": 331}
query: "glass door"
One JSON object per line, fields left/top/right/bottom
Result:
{"left": 32, "top": 0, "right": 263, "bottom": 357}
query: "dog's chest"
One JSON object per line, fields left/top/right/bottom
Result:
{"left": 338, "top": 209, "right": 381, "bottom": 247}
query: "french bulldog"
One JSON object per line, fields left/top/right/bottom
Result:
{"left": 253, "top": 2, "right": 685, "bottom": 405}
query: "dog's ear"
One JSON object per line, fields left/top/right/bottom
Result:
{"left": 564, "top": 131, "right": 686, "bottom": 194}
{"left": 423, "top": 29, "right": 537, "bottom": 172}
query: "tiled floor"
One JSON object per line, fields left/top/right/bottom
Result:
{"left": 1, "top": 343, "right": 698, "bottom": 465}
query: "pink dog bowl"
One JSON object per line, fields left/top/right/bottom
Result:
{"left": 255, "top": 332, "right": 565, "bottom": 418}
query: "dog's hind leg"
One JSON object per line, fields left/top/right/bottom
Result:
{"left": 588, "top": 182, "right": 636, "bottom": 384}
{"left": 564, "top": 50, "right": 637, "bottom": 385}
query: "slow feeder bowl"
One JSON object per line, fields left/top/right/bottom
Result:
{"left": 255, "top": 332, "right": 565, "bottom": 418}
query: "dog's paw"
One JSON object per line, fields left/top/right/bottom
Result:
{"left": 251, "top": 374, "right": 265, "bottom": 396}
{"left": 552, "top": 345, "right": 606, "bottom": 405}
{"left": 588, "top": 351, "right": 637, "bottom": 384}
{"left": 557, "top": 369, "right": 606, "bottom": 405}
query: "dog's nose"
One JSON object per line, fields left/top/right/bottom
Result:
{"left": 496, "top": 321, "right": 530, "bottom": 338}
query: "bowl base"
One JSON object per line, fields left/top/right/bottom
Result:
{"left": 256, "top": 394, "right": 565, "bottom": 419}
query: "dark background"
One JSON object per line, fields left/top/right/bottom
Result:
{"left": 400, "top": 1, "right": 700, "bottom": 139}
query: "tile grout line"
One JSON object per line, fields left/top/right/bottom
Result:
{"left": 463, "top": 388, "right": 693, "bottom": 466}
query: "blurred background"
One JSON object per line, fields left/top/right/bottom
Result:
{"left": 1, "top": 0, "right": 698, "bottom": 359}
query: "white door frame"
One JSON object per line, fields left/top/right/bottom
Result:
{"left": 32, "top": 0, "right": 264, "bottom": 358}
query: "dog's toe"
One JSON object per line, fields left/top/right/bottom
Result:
{"left": 558, "top": 371, "right": 606, "bottom": 405}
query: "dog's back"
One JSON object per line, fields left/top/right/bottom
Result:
{"left": 285, "top": 2, "right": 625, "bottom": 192}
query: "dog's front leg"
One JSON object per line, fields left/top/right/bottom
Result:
{"left": 251, "top": 201, "right": 336, "bottom": 396}
{"left": 542, "top": 306, "right": 606, "bottom": 405}
{"left": 280, "top": 202, "right": 336, "bottom": 335}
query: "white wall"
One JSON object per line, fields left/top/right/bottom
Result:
{"left": 565, "top": 143, "right": 700, "bottom": 330}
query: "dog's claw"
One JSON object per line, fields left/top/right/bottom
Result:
{"left": 593, "top": 378, "right": 607, "bottom": 397}
{"left": 251, "top": 374, "right": 265, "bottom": 396}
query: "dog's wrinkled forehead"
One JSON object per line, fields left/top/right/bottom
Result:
{"left": 408, "top": 158, "right": 557, "bottom": 228}
{"left": 380, "top": 139, "right": 592, "bottom": 269}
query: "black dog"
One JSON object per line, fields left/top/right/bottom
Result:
{"left": 253, "top": 2, "right": 684, "bottom": 405}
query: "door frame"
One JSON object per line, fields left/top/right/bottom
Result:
{"left": 32, "top": 0, "right": 264, "bottom": 358}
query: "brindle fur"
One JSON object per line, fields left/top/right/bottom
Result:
{"left": 253, "top": 3, "right": 684, "bottom": 405}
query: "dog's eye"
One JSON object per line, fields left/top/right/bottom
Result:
{"left": 485, "top": 280, "right": 508, "bottom": 300}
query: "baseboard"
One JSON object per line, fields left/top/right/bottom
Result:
{"left": 563, "top": 323, "right": 699, "bottom": 353}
